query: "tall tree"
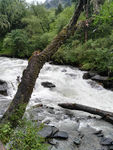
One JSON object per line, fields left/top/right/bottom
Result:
{"left": 0, "top": 0, "right": 87, "bottom": 127}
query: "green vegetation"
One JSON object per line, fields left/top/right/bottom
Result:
{"left": 0, "top": 0, "right": 113, "bottom": 75}
{"left": 53, "top": 0, "right": 113, "bottom": 75}
{"left": 0, "top": 120, "right": 48, "bottom": 150}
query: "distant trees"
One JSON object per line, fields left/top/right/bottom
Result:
{"left": 55, "top": 4, "right": 63, "bottom": 15}
{"left": 0, "top": 0, "right": 26, "bottom": 35}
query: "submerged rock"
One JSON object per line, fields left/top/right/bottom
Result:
{"left": 100, "top": 137, "right": 113, "bottom": 146}
{"left": 41, "top": 82, "right": 56, "bottom": 88}
{"left": 0, "top": 80, "right": 8, "bottom": 96}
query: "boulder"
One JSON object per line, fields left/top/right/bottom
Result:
{"left": 0, "top": 80, "right": 8, "bottom": 96}
{"left": 83, "top": 72, "right": 96, "bottom": 79}
{"left": 41, "top": 82, "right": 56, "bottom": 88}
{"left": 38, "top": 126, "right": 59, "bottom": 138}
{"left": 52, "top": 131, "right": 68, "bottom": 139}
{"left": 91, "top": 75, "right": 113, "bottom": 90}
{"left": 100, "top": 137, "right": 113, "bottom": 146}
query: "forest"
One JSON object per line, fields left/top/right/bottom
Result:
{"left": 0, "top": 0, "right": 113, "bottom": 149}
{"left": 0, "top": 0, "right": 112, "bottom": 75}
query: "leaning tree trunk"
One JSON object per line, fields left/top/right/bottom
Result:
{"left": 0, "top": 0, "right": 87, "bottom": 126}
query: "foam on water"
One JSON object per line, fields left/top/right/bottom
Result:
{"left": 0, "top": 57, "right": 113, "bottom": 113}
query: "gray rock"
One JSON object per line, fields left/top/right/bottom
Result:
{"left": 48, "top": 139, "right": 58, "bottom": 146}
{"left": 92, "top": 75, "right": 108, "bottom": 81}
{"left": 41, "top": 82, "right": 56, "bottom": 88}
{"left": 83, "top": 72, "right": 96, "bottom": 79}
{"left": 100, "top": 137, "right": 113, "bottom": 146}
{"left": 0, "top": 80, "right": 8, "bottom": 96}
{"left": 38, "top": 126, "right": 59, "bottom": 138}
{"left": 109, "top": 145, "right": 113, "bottom": 150}
{"left": 61, "top": 69, "right": 67, "bottom": 72}
{"left": 53, "top": 131, "right": 68, "bottom": 139}
{"left": 73, "top": 137, "right": 81, "bottom": 145}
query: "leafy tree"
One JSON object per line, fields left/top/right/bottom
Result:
{"left": 55, "top": 4, "right": 63, "bottom": 15}
{"left": 3, "top": 29, "right": 29, "bottom": 57}
{"left": 0, "top": 0, "right": 26, "bottom": 34}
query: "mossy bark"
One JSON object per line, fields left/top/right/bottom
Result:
{"left": 0, "top": 0, "right": 87, "bottom": 126}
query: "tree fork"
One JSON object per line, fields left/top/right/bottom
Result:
{"left": 0, "top": 0, "right": 87, "bottom": 126}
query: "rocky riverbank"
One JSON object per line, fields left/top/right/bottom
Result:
{"left": 83, "top": 72, "right": 113, "bottom": 91}
{"left": 26, "top": 104, "right": 113, "bottom": 150}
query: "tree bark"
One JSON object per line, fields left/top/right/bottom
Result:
{"left": 0, "top": 141, "right": 6, "bottom": 150}
{"left": 0, "top": 0, "right": 87, "bottom": 126}
{"left": 58, "top": 103, "right": 113, "bottom": 124}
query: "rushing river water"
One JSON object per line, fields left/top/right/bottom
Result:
{"left": 0, "top": 57, "right": 113, "bottom": 112}
{"left": 1, "top": 57, "right": 113, "bottom": 150}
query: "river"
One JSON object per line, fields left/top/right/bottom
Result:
{"left": 0, "top": 57, "right": 113, "bottom": 150}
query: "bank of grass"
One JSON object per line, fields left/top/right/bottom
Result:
{"left": 0, "top": 119, "right": 48, "bottom": 150}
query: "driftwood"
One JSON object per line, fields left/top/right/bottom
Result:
{"left": 0, "top": 0, "right": 87, "bottom": 126}
{"left": 58, "top": 103, "right": 113, "bottom": 124}
{"left": 0, "top": 141, "right": 6, "bottom": 150}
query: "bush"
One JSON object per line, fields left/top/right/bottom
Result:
{"left": 53, "top": 32, "right": 113, "bottom": 74}
{"left": 2, "top": 29, "right": 29, "bottom": 57}
{"left": 0, "top": 120, "right": 48, "bottom": 150}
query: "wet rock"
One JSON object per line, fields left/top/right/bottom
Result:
{"left": 83, "top": 72, "right": 96, "bottom": 79}
{"left": 0, "top": 80, "right": 8, "bottom": 96}
{"left": 109, "top": 145, "right": 113, "bottom": 150}
{"left": 94, "top": 130, "right": 104, "bottom": 137}
{"left": 53, "top": 131, "right": 68, "bottom": 140}
{"left": 65, "top": 73, "right": 77, "bottom": 78}
{"left": 43, "top": 119, "right": 51, "bottom": 124}
{"left": 48, "top": 139, "right": 58, "bottom": 146}
{"left": 31, "top": 104, "right": 43, "bottom": 109}
{"left": 38, "top": 126, "right": 59, "bottom": 138}
{"left": 73, "top": 137, "right": 81, "bottom": 145}
{"left": 92, "top": 75, "right": 108, "bottom": 81}
{"left": 61, "top": 69, "right": 67, "bottom": 72}
{"left": 94, "top": 130, "right": 103, "bottom": 135}
{"left": 41, "top": 82, "right": 56, "bottom": 88}
{"left": 47, "top": 107, "right": 55, "bottom": 114}
{"left": 91, "top": 75, "right": 113, "bottom": 90}
{"left": 100, "top": 137, "right": 113, "bottom": 146}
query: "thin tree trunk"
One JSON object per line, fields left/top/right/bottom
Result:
{"left": 58, "top": 103, "right": 113, "bottom": 124}
{"left": 0, "top": 0, "right": 87, "bottom": 126}
{"left": 0, "top": 141, "right": 6, "bottom": 150}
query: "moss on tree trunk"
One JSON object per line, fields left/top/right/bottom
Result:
{"left": 0, "top": 0, "right": 87, "bottom": 127}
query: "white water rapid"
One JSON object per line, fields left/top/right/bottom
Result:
{"left": 0, "top": 57, "right": 113, "bottom": 113}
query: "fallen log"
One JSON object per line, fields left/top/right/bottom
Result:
{"left": 58, "top": 103, "right": 113, "bottom": 124}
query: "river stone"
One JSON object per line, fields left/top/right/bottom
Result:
{"left": 38, "top": 126, "right": 59, "bottom": 138}
{"left": 100, "top": 137, "right": 113, "bottom": 146}
{"left": 94, "top": 130, "right": 104, "bottom": 137}
{"left": 48, "top": 139, "right": 58, "bottom": 146}
{"left": 41, "top": 82, "right": 56, "bottom": 88}
{"left": 0, "top": 80, "right": 8, "bottom": 96}
{"left": 53, "top": 131, "right": 68, "bottom": 139}
{"left": 83, "top": 72, "right": 96, "bottom": 79}
{"left": 109, "top": 146, "right": 113, "bottom": 150}
{"left": 73, "top": 137, "right": 81, "bottom": 145}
